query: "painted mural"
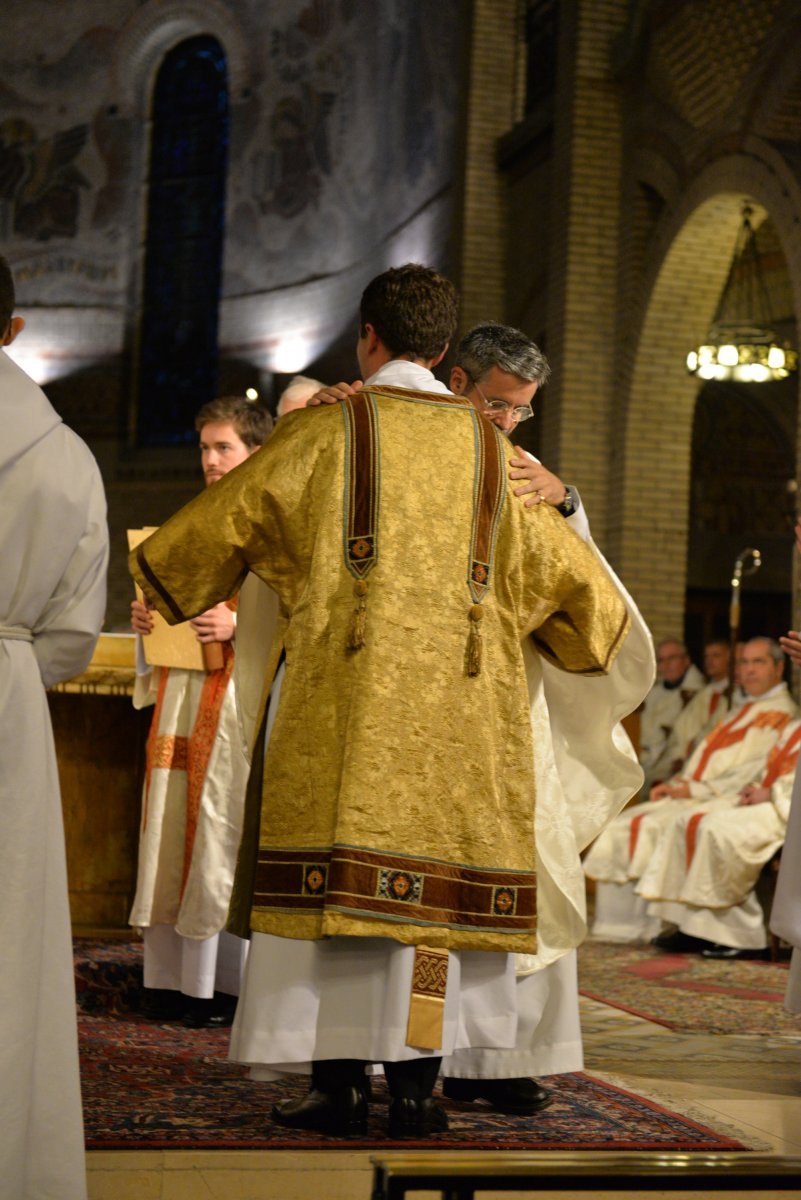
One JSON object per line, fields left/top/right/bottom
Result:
{"left": 1, "top": 0, "right": 466, "bottom": 332}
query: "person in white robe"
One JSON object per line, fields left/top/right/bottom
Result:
{"left": 0, "top": 257, "right": 108, "bottom": 1200}
{"left": 640, "top": 639, "right": 704, "bottom": 793}
{"left": 585, "top": 637, "right": 796, "bottom": 944}
{"left": 228, "top": 302, "right": 653, "bottom": 1136}
{"left": 441, "top": 323, "right": 653, "bottom": 1107}
{"left": 130, "top": 396, "right": 270, "bottom": 1025}
{"left": 773, "top": 566, "right": 801, "bottom": 1027}
{"left": 662, "top": 639, "right": 731, "bottom": 775}
{"left": 771, "top": 764, "right": 801, "bottom": 1027}
{"left": 638, "top": 716, "right": 801, "bottom": 956}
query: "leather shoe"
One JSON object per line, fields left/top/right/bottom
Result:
{"left": 388, "top": 1096, "right": 449, "bottom": 1139}
{"left": 442, "top": 1076, "right": 551, "bottom": 1114}
{"left": 138, "top": 988, "right": 187, "bottom": 1021}
{"left": 700, "top": 943, "right": 769, "bottom": 960}
{"left": 651, "top": 930, "right": 711, "bottom": 954}
{"left": 271, "top": 1086, "right": 367, "bottom": 1137}
{"left": 181, "top": 994, "right": 237, "bottom": 1028}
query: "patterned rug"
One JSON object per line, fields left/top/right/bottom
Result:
{"left": 578, "top": 940, "right": 801, "bottom": 1034}
{"left": 75, "top": 940, "right": 748, "bottom": 1152}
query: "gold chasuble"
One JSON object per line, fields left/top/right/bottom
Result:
{"left": 131, "top": 385, "right": 629, "bottom": 960}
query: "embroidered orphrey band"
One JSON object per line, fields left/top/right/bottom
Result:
{"left": 466, "top": 411, "right": 506, "bottom": 675}
{"left": 252, "top": 844, "right": 536, "bottom": 936}
{"left": 342, "top": 392, "right": 380, "bottom": 649}
{"left": 468, "top": 412, "right": 505, "bottom": 603}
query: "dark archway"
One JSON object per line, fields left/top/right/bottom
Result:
{"left": 685, "top": 376, "right": 796, "bottom": 657}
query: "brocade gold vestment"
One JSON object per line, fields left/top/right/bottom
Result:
{"left": 131, "top": 385, "right": 629, "bottom": 956}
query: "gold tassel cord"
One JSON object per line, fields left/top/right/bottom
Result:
{"left": 466, "top": 603, "right": 484, "bottom": 676}
{"left": 348, "top": 579, "right": 368, "bottom": 650}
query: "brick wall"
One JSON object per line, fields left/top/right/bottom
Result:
{"left": 480, "top": 0, "right": 801, "bottom": 644}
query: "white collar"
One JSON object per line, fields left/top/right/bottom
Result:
{"left": 365, "top": 359, "right": 452, "bottom": 394}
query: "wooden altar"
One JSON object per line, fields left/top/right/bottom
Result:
{"left": 48, "top": 633, "right": 149, "bottom": 935}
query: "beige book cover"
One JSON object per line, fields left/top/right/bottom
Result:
{"left": 127, "top": 528, "right": 207, "bottom": 670}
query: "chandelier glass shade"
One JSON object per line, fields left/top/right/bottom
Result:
{"left": 687, "top": 206, "right": 797, "bottom": 383}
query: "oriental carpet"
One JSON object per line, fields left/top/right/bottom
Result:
{"left": 578, "top": 940, "right": 800, "bottom": 1034}
{"left": 75, "top": 940, "right": 751, "bottom": 1152}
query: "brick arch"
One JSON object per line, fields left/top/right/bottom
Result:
{"left": 110, "top": 0, "right": 252, "bottom": 117}
{"left": 609, "top": 147, "right": 801, "bottom": 642}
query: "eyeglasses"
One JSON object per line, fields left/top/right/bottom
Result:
{"left": 468, "top": 376, "right": 534, "bottom": 424}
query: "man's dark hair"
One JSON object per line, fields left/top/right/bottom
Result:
{"left": 0, "top": 255, "right": 15, "bottom": 336}
{"left": 194, "top": 396, "right": 273, "bottom": 449}
{"left": 359, "top": 263, "right": 458, "bottom": 360}
{"left": 455, "top": 322, "right": 551, "bottom": 388}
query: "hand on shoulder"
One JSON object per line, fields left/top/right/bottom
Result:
{"left": 306, "top": 380, "right": 364, "bottom": 407}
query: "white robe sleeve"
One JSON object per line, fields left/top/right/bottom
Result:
{"left": 32, "top": 462, "right": 108, "bottom": 688}
{"left": 564, "top": 486, "right": 590, "bottom": 541}
{"left": 518, "top": 533, "right": 655, "bottom": 975}
{"left": 772, "top": 772, "right": 796, "bottom": 824}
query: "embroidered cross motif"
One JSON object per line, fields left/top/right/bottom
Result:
{"left": 303, "top": 864, "right": 327, "bottom": 895}
{"left": 377, "top": 868, "right": 423, "bottom": 903}
{"left": 493, "top": 885, "right": 517, "bottom": 916}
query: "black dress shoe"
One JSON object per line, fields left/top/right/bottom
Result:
{"left": 137, "top": 988, "right": 188, "bottom": 1021}
{"left": 700, "top": 943, "right": 769, "bottom": 960}
{"left": 651, "top": 930, "right": 711, "bottom": 954}
{"left": 181, "top": 993, "right": 238, "bottom": 1028}
{"left": 388, "top": 1096, "right": 449, "bottom": 1139}
{"left": 442, "top": 1076, "right": 551, "bottom": 1114}
{"left": 271, "top": 1086, "right": 368, "bottom": 1137}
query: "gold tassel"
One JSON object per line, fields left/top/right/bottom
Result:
{"left": 348, "top": 579, "right": 368, "bottom": 650}
{"left": 467, "top": 604, "right": 484, "bottom": 676}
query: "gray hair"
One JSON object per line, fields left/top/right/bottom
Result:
{"left": 454, "top": 322, "right": 551, "bottom": 387}
{"left": 748, "top": 636, "right": 784, "bottom": 665}
{"left": 277, "top": 374, "right": 325, "bottom": 416}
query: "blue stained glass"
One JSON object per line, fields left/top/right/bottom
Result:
{"left": 136, "top": 36, "right": 229, "bottom": 446}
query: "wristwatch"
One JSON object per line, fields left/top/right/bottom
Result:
{"left": 556, "top": 486, "right": 576, "bottom": 517}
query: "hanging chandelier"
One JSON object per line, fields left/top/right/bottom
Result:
{"left": 686, "top": 205, "right": 797, "bottom": 383}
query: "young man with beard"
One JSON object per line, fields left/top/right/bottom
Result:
{"left": 130, "top": 396, "right": 271, "bottom": 1027}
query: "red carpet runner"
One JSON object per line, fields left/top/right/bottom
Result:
{"left": 76, "top": 940, "right": 749, "bottom": 1152}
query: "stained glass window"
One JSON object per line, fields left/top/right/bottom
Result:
{"left": 136, "top": 36, "right": 229, "bottom": 446}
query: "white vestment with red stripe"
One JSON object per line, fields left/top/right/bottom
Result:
{"left": 584, "top": 684, "right": 797, "bottom": 942}
{"left": 637, "top": 718, "right": 801, "bottom": 949}
{"left": 129, "top": 648, "right": 250, "bottom": 996}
